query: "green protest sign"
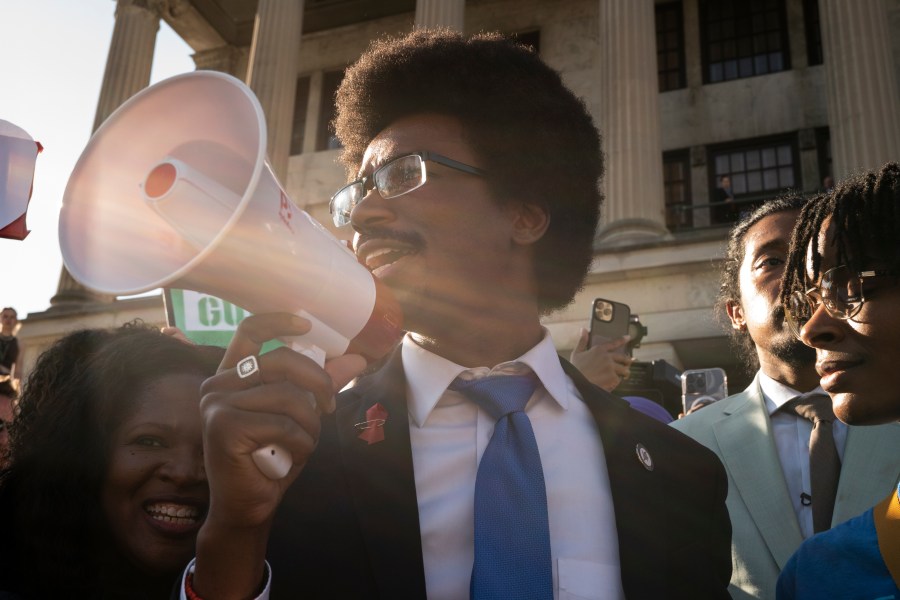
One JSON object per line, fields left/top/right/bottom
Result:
{"left": 164, "top": 289, "right": 281, "bottom": 352}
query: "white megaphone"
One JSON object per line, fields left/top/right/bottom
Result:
{"left": 59, "top": 71, "right": 403, "bottom": 479}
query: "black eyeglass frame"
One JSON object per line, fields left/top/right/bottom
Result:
{"left": 328, "top": 151, "right": 486, "bottom": 227}
{"left": 785, "top": 265, "right": 900, "bottom": 339}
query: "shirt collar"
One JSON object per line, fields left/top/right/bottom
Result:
{"left": 757, "top": 371, "right": 826, "bottom": 415}
{"left": 403, "top": 329, "right": 571, "bottom": 427}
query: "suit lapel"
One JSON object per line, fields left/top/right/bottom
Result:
{"left": 334, "top": 350, "right": 427, "bottom": 598}
{"left": 713, "top": 382, "right": 802, "bottom": 569}
{"left": 560, "top": 360, "right": 666, "bottom": 594}
{"left": 834, "top": 422, "right": 900, "bottom": 523}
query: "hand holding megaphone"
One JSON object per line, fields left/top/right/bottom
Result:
{"left": 211, "top": 313, "right": 369, "bottom": 481}
{"left": 59, "top": 72, "right": 404, "bottom": 479}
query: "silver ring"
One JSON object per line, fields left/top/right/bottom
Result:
{"left": 237, "top": 355, "right": 260, "bottom": 383}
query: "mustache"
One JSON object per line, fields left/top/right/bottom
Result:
{"left": 354, "top": 226, "right": 426, "bottom": 252}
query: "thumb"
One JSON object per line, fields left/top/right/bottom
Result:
{"left": 573, "top": 328, "right": 589, "bottom": 353}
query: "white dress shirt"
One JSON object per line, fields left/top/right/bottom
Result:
{"left": 758, "top": 372, "right": 848, "bottom": 539}
{"left": 404, "top": 331, "right": 624, "bottom": 600}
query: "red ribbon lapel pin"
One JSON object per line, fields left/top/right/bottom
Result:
{"left": 356, "top": 402, "right": 387, "bottom": 445}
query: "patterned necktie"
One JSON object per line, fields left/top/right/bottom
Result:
{"left": 786, "top": 393, "right": 842, "bottom": 533}
{"left": 450, "top": 373, "right": 553, "bottom": 600}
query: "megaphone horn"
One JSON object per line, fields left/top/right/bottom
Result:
{"left": 59, "top": 71, "right": 403, "bottom": 479}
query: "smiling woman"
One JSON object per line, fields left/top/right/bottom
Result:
{"left": 0, "top": 322, "right": 223, "bottom": 599}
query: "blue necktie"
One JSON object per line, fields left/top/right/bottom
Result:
{"left": 451, "top": 373, "right": 553, "bottom": 600}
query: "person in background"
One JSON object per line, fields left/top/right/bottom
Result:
{"left": 672, "top": 194, "right": 899, "bottom": 599}
{"left": 0, "top": 380, "right": 14, "bottom": 467}
{"left": 568, "top": 329, "right": 633, "bottom": 392}
{"left": 185, "top": 29, "right": 731, "bottom": 600}
{"left": 712, "top": 175, "right": 736, "bottom": 224}
{"left": 0, "top": 308, "right": 21, "bottom": 392}
{"left": 0, "top": 323, "right": 222, "bottom": 599}
{"left": 777, "top": 162, "right": 900, "bottom": 599}
{"left": 570, "top": 331, "right": 674, "bottom": 423}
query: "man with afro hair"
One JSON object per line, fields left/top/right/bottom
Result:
{"left": 186, "top": 29, "right": 731, "bottom": 600}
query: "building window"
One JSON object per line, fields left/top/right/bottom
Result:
{"left": 290, "top": 76, "right": 311, "bottom": 156}
{"left": 700, "top": 0, "right": 790, "bottom": 84}
{"left": 803, "top": 0, "right": 823, "bottom": 66}
{"left": 708, "top": 136, "right": 799, "bottom": 223}
{"left": 663, "top": 150, "right": 692, "bottom": 230}
{"left": 316, "top": 69, "right": 345, "bottom": 151}
{"left": 816, "top": 127, "right": 832, "bottom": 190}
{"left": 656, "top": 2, "right": 686, "bottom": 92}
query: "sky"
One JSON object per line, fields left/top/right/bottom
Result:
{"left": 0, "top": 1, "right": 195, "bottom": 318}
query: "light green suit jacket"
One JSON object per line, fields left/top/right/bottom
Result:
{"left": 671, "top": 374, "right": 900, "bottom": 600}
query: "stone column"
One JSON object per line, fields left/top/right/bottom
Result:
{"left": 51, "top": 0, "right": 162, "bottom": 308}
{"left": 595, "top": 0, "right": 668, "bottom": 246}
{"left": 302, "top": 71, "right": 325, "bottom": 155}
{"left": 93, "top": 0, "right": 163, "bottom": 131}
{"left": 819, "top": 0, "right": 900, "bottom": 180}
{"left": 246, "top": 0, "right": 304, "bottom": 182}
{"left": 193, "top": 45, "right": 250, "bottom": 78}
{"left": 415, "top": 0, "right": 465, "bottom": 30}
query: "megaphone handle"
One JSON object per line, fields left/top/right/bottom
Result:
{"left": 250, "top": 344, "right": 327, "bottom": 480}
{"left": 251, "top": 445, "right": 293, "bottom": 480}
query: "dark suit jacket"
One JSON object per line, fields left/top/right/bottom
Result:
{"left": 267, "top": 349, "right": 732, "bottom": 598}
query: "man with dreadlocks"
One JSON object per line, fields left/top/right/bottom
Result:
{"left": 673, "top": 193, "right": 900, "bottom": 599}
{"left": 776, "top": 162, "right": 900, "bottom": 599}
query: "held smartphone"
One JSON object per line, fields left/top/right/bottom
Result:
{"left": 681, "top": 368, "right": 728, "bottom": 414}
{"left": 588, "top": 298, "right": 631, "bottom": 355}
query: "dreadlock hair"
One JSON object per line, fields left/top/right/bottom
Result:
{"left": 333, "top": 28, "right": 603, "bottom": 313}
{"left": 0, "top": 321, "right": 223, "bottom": 599}
{"left": 781, "top": 162, "right": 900, "bottom": 307}
{"left": 718, "top": 193, "right": 811, "bottom": 374}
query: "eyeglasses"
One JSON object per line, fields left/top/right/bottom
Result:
{"left": 328, "top": 151, "right": 486, "bottom": 227}
{"left": 785, "top": 265, "right": 900, "bottom": 339}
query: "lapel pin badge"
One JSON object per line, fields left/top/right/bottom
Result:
{"left": 356, "top": 402, "right": 388, "bottom": 445}
{"left": 635, "top": 443, "right": 654, "bottom": 471}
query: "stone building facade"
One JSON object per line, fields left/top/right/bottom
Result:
{"left": 18, "top": 0, "right": 900, "bottom": 396}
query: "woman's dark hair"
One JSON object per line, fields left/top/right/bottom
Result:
{"left": 781, "top": 162, "right": 900, "bottom": 306}
{"left": 0, "top": 321, "right": 223, "bottom": 597}
{"left": 334, "top": 29, "right": 604, "bottom": 313}
{"left": 716, "top": 193, "right": 811, "bottom": 373}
